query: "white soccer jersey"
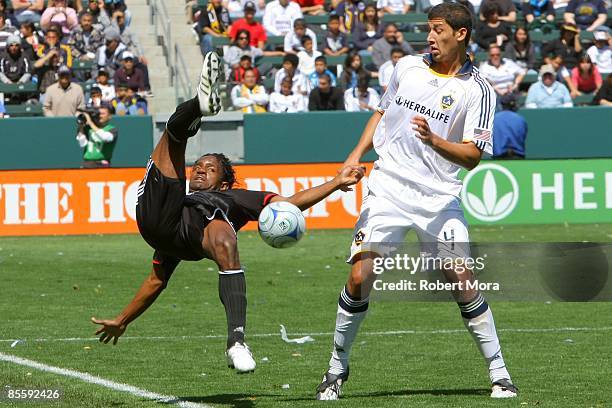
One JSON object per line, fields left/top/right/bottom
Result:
{"left": 372, "top": 54, "right": 495, "bottom": 209}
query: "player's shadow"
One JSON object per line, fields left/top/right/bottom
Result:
{"left": 278, "top": 387, "right": 490, "bottom": 402}
{"left": 173, "top": 393, "right": 284, "bottom": 407}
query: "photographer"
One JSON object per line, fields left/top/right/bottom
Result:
{"left": 75, "top": 103, "right": 118, "bottom": 168}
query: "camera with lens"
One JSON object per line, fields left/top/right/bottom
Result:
{"left": 76, "top": 108, "right": 100, "bottom": 127}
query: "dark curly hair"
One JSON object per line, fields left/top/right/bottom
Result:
{"left": 198, "top": 153, "right": 237, "bottom": 188}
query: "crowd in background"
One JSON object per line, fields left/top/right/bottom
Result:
{"left": 188, "top": 0, "right": 611, "bottom": 113}
{"left": 0, "top": 0, "right": 150, "bottom": 118}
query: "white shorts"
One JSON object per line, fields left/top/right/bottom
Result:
{"left": 348, "top": 191, "right": 470, "bottom": 264}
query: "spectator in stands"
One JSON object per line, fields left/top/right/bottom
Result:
{"left": 0, "top": 34, "right": 32, "bottom": 102}
{"left": 40, "top": 0, "right": 78, "bottom": 35}
{"left": 229, "top": 54, "right": 261, "bottom": 85}
{"left": 479, "top": 0, "right": 516, "bottom": 23}
{"left": 0, "top": 34, "right": 31, "bottom": 82}
{"left": 548, "top": 53, "right": 581, "bottom": 97}
{"left": 229, "top": 2, "right": 267, "bottom": 48}
{"left": 112, "top": 82, "right": 139, "bottom": 115}
{"left": 263, "top": 0, "right": 302, "bottom": 37}
{"left": 377, "top": 0, "right": 413, "bottom": 15}
{"left": 97, "top": 26, "right": 126, "bottom": 78}
{"left": 335, "top": 0, "right": 365, "bottom": 33}
{"left": 352, "top": 3, "right": 383, "bottom": 53}
{"left": 542, "top": 23, "right": 581, "bottom": 69}
{"left": 284, "top": 18, "right": 316, "bottom": 54}
{"left": 224, "top": 0, "right": 265, "bottom": 18}
{"left": 474, "top": 2, "right": 512, "bottom": 51}
{"left": 76, "top": 102, "right": 118, "bottom": 168}
{"left": 479, "top": 45, "right": 525, "bottom": 99}
{"left": 197, "top": 0, "right": 231, "bottom": 56}
{"left": 503, "top": 26, "right": 536, "bottom": 71}
{"left": 295, "top": 0, "right": 324, "bottom": 15}
{"left": 308, "top": 55, "right": 337, "bottom": 88}
{"left": 110, "top": 9, "right": 149, "bottom": 93}
{"left": 0, "top": 12, "right": 18, "bottom": 51}
{"left": 322, "top": 15, "right": 349, "bottom": 57}
{"left": 231, "top": 67, "right": 268, "bottom": 112}
{"left": 11, "top": 0, "right": 43, "bottom": 25}
{"left": 113, "top": 51, "right": 145, "bottom": 92}
{"left": 492, "top": 93, "right": 527, "bottom": 159}
{"left": 87, "top": 85, "right": 103, "bottom": 107}
{"left": 525, "top": 64, "right": 573, "bottom": 108}
{"left": 340, "top": 51, "right": 369, "bottom": 90}
{"left": 571, "top": 54, "right": 602, "bottom": 94}
{"left": 592, "top": 73, "right": 612, "bottom": 105}
{"left": 297, "top": 35, "right": 321, "bottom": 75}
{"left": 0, "top": 1, "right": 17, "bottom": 27}
{"left": 273, "top": 53, "right": 310, "bottom": 99}
{"left": 101, "top": 0, "right": 130, "bottom": 27}
{"left": 564, "top": 0, "right": 607, "bottom": 32}
{"left": 378, "top": 47, "right": 404, "bottom": 93}
{"left": 126, "top": 86, "right": 147, "bottom": 114}
{"left": 269, "top": 76, "right": 306, "bottom": 112}
{"left": 67, "top": 12, "right": 104, "bottom": 62}
{"left": 43, "top": 65, "right": 85, "bottom": 116}
{"left": 94, "top": 68, "right": 115, "bottom": 101}
{"left": 372, "top": 23, "right": 413, "bottom": 69}
{"left": 309, "top": 73, "right": 344, "bottom": 110}
{"left": 344, "top": 76, "right": 380, "bottom": 111}
{"left": 522, "top": 0, "right": 555, "bottom": 31}
{"left": 18, "top": 21, "right": 42, "bottom": 60}
{"left": 83, "top": 0, "right": 105, "bottom": 28}
{"left": 35, "top": 27, "right": 73, "bottom": 94}
{"left": 587, "top": 29, "right": 611, "bottom": 77}
{"left": 37, "top": 25, "right": 72, "bottom": 67}
{"left": 225, "top": 29, "right": 263, "bottom": 71}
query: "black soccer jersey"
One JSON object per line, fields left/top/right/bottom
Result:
{"left": 184, "top": 189, "right": 277, "bottom": 233}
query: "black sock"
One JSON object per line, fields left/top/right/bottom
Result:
{"left": 218, "top": 270, "right": 247, "bottom": 348}
{"left": 166, "top": 97, "right": 201, "bottom": 142}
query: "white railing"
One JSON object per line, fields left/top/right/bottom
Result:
{"left": 150, "top": 0, "right": 173, "bottom": 85}
{"left": 174, "top": 44, "right": 193, "bottom": 103}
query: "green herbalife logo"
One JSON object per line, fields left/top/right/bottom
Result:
{"left": 461, "top": 164, "right": 519, "bottom": 222}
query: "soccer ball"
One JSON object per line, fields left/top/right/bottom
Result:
{"left": 258, "top": 201, "right": 306, "bottom": 248}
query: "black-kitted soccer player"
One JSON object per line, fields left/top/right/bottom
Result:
{"left": 91, "top": 52, "right": 365, "bottom": 372}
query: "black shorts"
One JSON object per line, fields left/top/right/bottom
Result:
{"left": 136, "top": 159, "right": 206, "bottom": 261}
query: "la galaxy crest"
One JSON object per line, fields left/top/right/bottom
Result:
{"left": 440, "top": 94, "right": 455, "bottom": 110}
{"left": 354, "top": 230, "right": 365, "bottom": 246}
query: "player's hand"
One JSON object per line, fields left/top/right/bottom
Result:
{"left": 339, "top": 153, "right": 362, "bottom": 191}
{"left": 335, "top": 165, "right": 366, "bottom": 191}
{"left": 91, "top": 317, "right": 127, "bottom": 345}
{"left": 411, "top": 115, "right": 438, "bottom": 146}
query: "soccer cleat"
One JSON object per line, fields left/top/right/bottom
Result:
{"left": 316, "top": 370, "right": 349, "bottom": 400}
{"left": 197, "top": 51, "right": 221, "bottom": 117}
{"left": 226, "top": 342, "right": 256, "bottom": 373}
{"left": 491, "top": 379, "right": 518, "bottom": 398}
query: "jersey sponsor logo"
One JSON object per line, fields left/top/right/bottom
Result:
{"left": 440, "top": 94, "right": 455, "bottom": 110}
{"left": 461, "top": 164, "right": 519, "bottom": 222}
{"left": 428, "top": 79, "right": 439, "bottom": 87}
{"left": 394, "top": 96, "right": 450, "bottom": 123}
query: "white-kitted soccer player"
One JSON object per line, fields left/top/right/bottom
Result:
{"left": 316, "top": 2, "right": 518, "bottom": 400}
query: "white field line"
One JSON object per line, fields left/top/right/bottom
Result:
{"left": 1, "top": 326, "right": 611, "bottom": 344}
{"left": 0, "top": 352, "right": 211, "bottom": 408}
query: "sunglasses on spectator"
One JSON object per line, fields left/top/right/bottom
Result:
{"left": 238, "top": 36, "right": 248, "bottom": 40}
{"left": 490, "top": 53, "right": 501, "bottom": 56}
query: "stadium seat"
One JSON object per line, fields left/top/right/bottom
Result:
{"left": 0, "top": 83, "right": 38, "bottom": 93}
{"left": 4, "top": 104, "right": 44, "bottom": 117}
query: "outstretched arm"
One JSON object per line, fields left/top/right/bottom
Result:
{"left": 91, "top": 262, "right": 175, "bottom": 345}
{"left": 271, "top": 165, "right": 366, "bottom": 211}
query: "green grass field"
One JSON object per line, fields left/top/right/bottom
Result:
{"left": 1, "top": 224, "right": 612, "bottom": 407}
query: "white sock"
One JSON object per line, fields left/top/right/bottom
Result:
{"left": 328, "top": 286, "right": 369, "bottom": 375}
{"left": 459, "top": 294, "right": 511, "bottom": 384}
